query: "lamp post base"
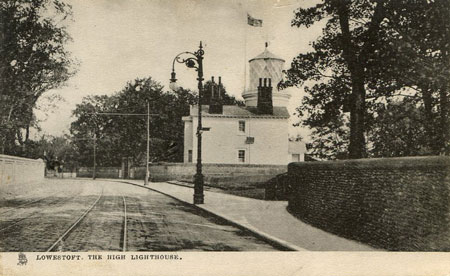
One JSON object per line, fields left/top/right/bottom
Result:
{"left": 193, "top": 173, "right": 204, "bottom": 204}
{"left": 193, "top": 193, "right": 204, "bottom": 204}
{"left": 144, "top": 171, "right": 149, "bottom": 186}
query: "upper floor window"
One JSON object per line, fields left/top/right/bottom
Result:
{"left": 238, "top": 120, "right": 246, "bottom": 133}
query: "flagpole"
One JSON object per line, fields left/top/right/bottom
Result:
{"left": 244, "top": 12, "right": 248, "bottom": 94}
{"left": 264, "top": 9, "right": 269, "bottom": 48}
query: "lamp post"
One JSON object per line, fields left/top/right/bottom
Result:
{"left": 170, "top": 41, "right": 205, "bottom": 204}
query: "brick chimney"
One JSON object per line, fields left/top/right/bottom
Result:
{"left": 257, "top": 78, "right": 273, "bottom": 114}
{"left": 209, "top": 76, "right": 223, "bottom": 114}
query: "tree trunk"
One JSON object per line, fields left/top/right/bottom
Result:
{"left": 25, "top": 125, "right": 30, "bottom": 143}
{"left": 16, "top": 129, "right": 23, "bottom": 146}
{"left": 421, "top": 84, "right": 437, "bottom": 152}
{"left": 440, "top": 85, "right": 449, "bottom": 154}
{"left": 348, "top": 71, "right": 366, "bottom": 159}
{"left": 335, "top": 1, "right": 368, "bottom": 159}
{"left": 439, "top": 42, "right": 449, "bottom": 155}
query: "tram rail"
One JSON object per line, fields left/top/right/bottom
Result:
{"left": 46, "top": 191, "right": 128, "bottom": 252}
{"left": 0, "top": 191, "right": 84, "bottom": 233}
{"left": 46, "top": 190, "right": 104, "bottom": 252}
{"left": 122, "top": 196, "right": 127, "bottom": 252}
{"left": 0, "top": 191, "right": 64, "bottom": 216}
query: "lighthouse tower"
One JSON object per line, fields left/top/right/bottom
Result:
{"left": 242, "top": 45, "right": 291, "bottom": 107}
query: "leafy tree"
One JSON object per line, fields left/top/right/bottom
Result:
{"left": 0, "top": 0, "right": 76, "bottom": 155}
{"left": 381, "top": 0, "right": 450, "bottom": 154}
{"left": 40, "top": 135, "right": 78, "bottom": 171}
{"left": 368, "top": 99, "right": 433, "bottom": 157}
{"left": 110, "top": 78, "right": 187, "bottom": 165}
{"left": 71, "top": 77, "right": 198, "bottom": 166}
{"left": 285, "top": 0, "right": 393, "bottom": 158}
{"left": 70, "top": 95, "right": 116, "bottom": 166}
{"left": 283, "top": 0, "right": 449, "bottom": 158}
{"left": 308, "top": 114, "right": 349, "bottom": 160}
{"left": 9, "top": 134, "right": 80, "bottom": 170}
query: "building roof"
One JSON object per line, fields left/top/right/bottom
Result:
{"left": 187, "top": 105, "right": 290, "bottom": 119}
{"left": 288, "top": 141, "right": 307, "bottom": 154}
{"left": 249, "top": 48, "right": 285, "bottom": 63}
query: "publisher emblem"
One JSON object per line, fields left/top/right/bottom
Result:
{"left": 17, "top": 252, "right": 28, "bottom": 266}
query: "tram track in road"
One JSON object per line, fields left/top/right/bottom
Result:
{"left": 0, "top": 190, "right": 85, "bottom": 233}
{"left": 121, "top": 196, "right": 127, "bottom": 252}
{"left": 0, "top": 183, "right": 109, "bottom": 252}
{"left": 121, "top": 196, "right": 163, "bottom": 251}
{"left": 1, "top": 180, "right": 280, "bottom": 251}
{"left": 47, "top": 189, "right": 104, "bottom": 252}
{"left": 0, "top": 191, "right": 65, "bottom": 216}
{"left": 47, "top": 188, "right": 128, "bottom": 252}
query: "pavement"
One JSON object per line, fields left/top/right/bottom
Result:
{"left": 110, "top": 179, "right": 377, "bottom": 251}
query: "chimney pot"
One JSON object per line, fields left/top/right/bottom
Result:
{"left": 209, "top": 76, "right": 223, "bottom": 114}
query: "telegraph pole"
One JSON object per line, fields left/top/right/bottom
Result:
{"left": 93, "top": 133, "right": 97, "bottom": 180}
{"left": 145, "top": 102, "right": 150, "bottom": 186}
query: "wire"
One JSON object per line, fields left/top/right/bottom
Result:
{"left": 86, "top": 112, "right": 159, "bottom": 116}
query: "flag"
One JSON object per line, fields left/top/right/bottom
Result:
{"left": 247, "top": 13, "right": 263, "bottom": 27}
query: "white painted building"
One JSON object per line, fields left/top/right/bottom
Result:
{"left": 182, "top": 47, "right": 306, "bottom": 165}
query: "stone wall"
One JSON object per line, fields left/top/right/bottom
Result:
{"left": 77, "top": 167, "right": 120, "bottom": 178}
{"left": 288, "top": 156, "right": 450, "bottom": 251}
{"left": 146, "top": 163, "right": 286, "bottom": 188}
{"left": 78, "top": 163, "right": 287, "bottom": 188}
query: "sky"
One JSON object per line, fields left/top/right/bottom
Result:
{"left": 35, "top": 0, "right": 324, "bottom": 140}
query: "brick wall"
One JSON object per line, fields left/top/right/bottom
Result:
{"left": 288, "top": 156, "right": 450, "bottom": 251}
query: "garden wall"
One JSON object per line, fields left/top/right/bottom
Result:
{"left": 76, "top": 167, "right": 120, "bottom": 179}
{"left": 287, "top": 156, "right": 450, "bottom": 251}
{"left": 0, "top": 154, "right": 45, "bottom": 185}
{"left": 78, "top": 163, "right": 286, "bottom": 189}
{"left": 148, "top": 163, "right": 286, "bottom": 187}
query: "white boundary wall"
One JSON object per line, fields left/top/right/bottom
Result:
{"left": 0, "top": 154, "right": 45, "bottom": 186}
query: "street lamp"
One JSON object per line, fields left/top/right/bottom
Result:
{"left": 170, "top": 41, "right": 205, "bottom": 204}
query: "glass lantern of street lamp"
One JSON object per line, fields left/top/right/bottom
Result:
{"left": 169, "top": 71, "right": 179, "bottom": 91}
{"left": 169, "top": 80, "right": 179, "bottom": 91}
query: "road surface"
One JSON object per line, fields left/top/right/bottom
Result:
{"left": 0, "top": 179, "right": 277, "bottom": 251}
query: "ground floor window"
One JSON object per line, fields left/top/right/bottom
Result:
{"left": 188, "top": 150, "right": 193, "bottom": 163}
{"left": 238, "top": 150, "right": 245, "bottom": 163}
